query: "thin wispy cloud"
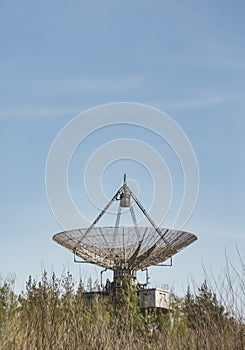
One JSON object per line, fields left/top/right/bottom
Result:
{"left": 166, "top": 95, "right": 229, "bottom": 110}
{"left": 1, "top": 76, "right": 144, "bottom": 95}
{"left": 1, "top": 91, "right": 242, "bottom": 120}
{"left": 0, "top": 75, "right": 145, "bottom": 120}
{"left": 148, "top": 93, "right": 242, "bottom": 112}
{"left": 0, "top": 105, "right": 85, "bottom": 120}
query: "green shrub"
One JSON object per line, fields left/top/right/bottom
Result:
{"left": 0, "top": 270, "right": 243, "bottom": 349}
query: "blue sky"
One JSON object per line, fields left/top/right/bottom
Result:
{"left": 0, "top": 1, "right": 244, "bottom": 295}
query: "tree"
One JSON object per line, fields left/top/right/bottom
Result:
{"left": 183, "top": 280, "right": 228, "bottom": 333}
{"left": 114, "top": 277, "right": 144, "bottom": 333}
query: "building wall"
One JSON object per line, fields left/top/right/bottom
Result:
{"left": 138, "top": 288, "right": 170, "bottom": 309}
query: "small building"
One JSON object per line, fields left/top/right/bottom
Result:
{"left": 138, "top": 288, "right": 170, "bottom": 310}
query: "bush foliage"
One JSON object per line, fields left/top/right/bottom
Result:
{"left": 0, "top": 271, "right": 244, "bottom": 350}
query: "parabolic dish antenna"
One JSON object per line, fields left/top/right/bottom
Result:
{"left": 53, "top": 175, "right": 197, "bottom": 274}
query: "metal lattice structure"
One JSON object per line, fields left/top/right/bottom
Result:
{"left": 53, "top": 175, "right": 197, "bottom": 273}
{"left": 53, "top": 226, "right": 197, "bottom": 271}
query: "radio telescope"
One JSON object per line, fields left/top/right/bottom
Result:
{"left": 53, "top": 175, "right": 197, "bottom": 297}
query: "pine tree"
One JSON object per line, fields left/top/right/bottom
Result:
{"left": 183, "top": 280, "right": 228, "bottom": 332}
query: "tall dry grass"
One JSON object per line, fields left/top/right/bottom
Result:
{"left": 0, "top": 256, "right": 244, "bottom": 350}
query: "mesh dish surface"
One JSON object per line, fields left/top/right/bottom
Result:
{"left": 53, "top": 227, "right": 197, "bottom": 271}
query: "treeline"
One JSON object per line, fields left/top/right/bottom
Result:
{"left": 0, "top": 271, "right": 244, "bottom": 350}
